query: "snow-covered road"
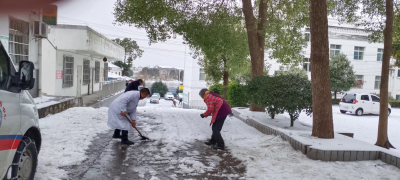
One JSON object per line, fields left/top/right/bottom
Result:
{"left": 35, "top": 99, "right": 400, "bottom": 180}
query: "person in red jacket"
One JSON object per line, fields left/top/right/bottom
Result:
{"left": 199, "top": 88, "right": 232, "bottom": 150}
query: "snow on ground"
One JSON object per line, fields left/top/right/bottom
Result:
{"left": 35, "top": 107, "right": 110, "bottom": 180}
{"left": 33, "top": 96, "right": 74, "bottom": 109}
{"left": 35, "top": 98, "right": 400, "bottom": 180}
{"left": 284, "top": 106, "right": 400, "bottom": 155}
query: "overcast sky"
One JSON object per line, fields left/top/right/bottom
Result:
{"left": 55, "top": 0, "right": 193, "bottom": 69}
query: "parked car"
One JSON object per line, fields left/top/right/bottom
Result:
{"left": 153, "top": 93, "right": 161, "bottom": 100}
{"left": 0, "top": 41, "right": 41, "bottom": 180}
{"left": 165, "top": 92, "right": 174, "bottom": 100}
{"left": 150, "top": 94, "right": 160, "bottom": 104}
{"left": 339, "top": 93, "right": 392, "bottom": 116}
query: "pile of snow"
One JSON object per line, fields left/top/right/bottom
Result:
{"left": 35, "top": 107, "right": 110, "bottom": 180}
{"left": 33, "top": 96, "right": 73, "bottom": 109}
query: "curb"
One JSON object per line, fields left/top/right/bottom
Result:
{"left": 232, "top": 109, "right": 400, "bottom": 169}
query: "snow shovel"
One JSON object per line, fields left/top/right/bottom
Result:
{"left": 123, "top": 114, "right": 151, "bottom": 141}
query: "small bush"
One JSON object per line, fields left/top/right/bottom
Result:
{"left": 150, "top": 81, "right": 168, "bottom": 97}
{"left": 332, "top": 99, "right": 341, "bottom": 105}
{"left": 389, "top": 101, "right": 400, "bottom": 108}
{"left": 227, "top": 82, "right": 248, "bottom": 107}
{"left": 209, "top": 84, "right": 224, "bottom": 95}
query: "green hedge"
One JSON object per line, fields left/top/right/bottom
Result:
{"left": 209, "top": 84, "right": 224, "bottom": 95}
{"left": 389, "top": 101, "right": 400, "bottom": 108}
{"left": 227, "top": 82, "right": 248, "bottom": 107}
{"left": 332, "top": 99, "right": 341, "bottom": 105}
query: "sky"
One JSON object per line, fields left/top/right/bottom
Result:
{"left": 55, "top": 0, "right": 193, "bottom": 69}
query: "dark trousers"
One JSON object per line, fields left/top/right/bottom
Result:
{"left": 209, "top": 116, "right": 227, "bottom": 146}
{"left": 114, "top": 129, "right": 129, "bottom": 141}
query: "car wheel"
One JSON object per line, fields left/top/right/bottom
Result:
{"left": 355, "top": 109, "right": 363, "bottom": 116}
{"left": 340, "top": 110, "right": 346, "bottom": 114}
{"left": 388, "top": 109, "right": 391, "bottom": 116}
{"left": 11, "top": 137, "right": 38, "bottom": 180}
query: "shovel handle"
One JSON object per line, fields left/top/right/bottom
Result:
{"left": 123, "top": 113, "right": 143, "bottom": 136}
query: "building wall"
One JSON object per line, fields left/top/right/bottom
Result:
{"left": 183, "top": 58, "right": 207, "bottom": 109}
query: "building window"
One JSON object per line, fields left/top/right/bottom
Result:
{"left": 199, "top": 68, "right": 206, "bottom": 80}
{"left": 62, "top": 56, "right": 74, "bottom": 88}
{"left": 397, "top": 69, "right": 400, "bottom": 77}
{"left": 9, "top": 17, "right": 29, "bottom": 64}
{"left": 354, "top": 46, "right": 365, "bottom": 60}
{"left": 83, "top": 60, "right": 90, "bottom": 85}
{"left": 305, "top": 28, "right": 310, "bottom": 42}
{"left": 95, "top": 61, "right": 100, "bottom": 83}
{"left": 396, "top": 95, "right": 400, "bottom": 100}
{"left": 377, "top": 48, "right": 383, "bottom": 61}
{"left": 330, "top": 45, "right": 341, "bottom": 56}
{"left": 104, "top": 63, "right": 108, "bottom": 81}
{"left": 375, "top": 76, "right": 381, "bottom": 89}
{"left": 354, "top": 75, "right": 364, "bottom": 89}
{"left": 303, "top": 58, "right": 310, "bottom": 72}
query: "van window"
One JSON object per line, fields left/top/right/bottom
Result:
{"left": 0, "top": 43, "right": 9, "bottom": 90}
{"left": 342, "top": 94, "right": 356, "bottom": 103}
{"left": 371, "top": 95, "right": 380, "bottom": 102}
{"left": 361, "top": 95, "right": 370, "bottom": 101}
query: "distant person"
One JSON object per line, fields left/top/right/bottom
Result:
{"left": 199, "top": 88, "right": 232, "bottom": 150}
{"left": 125, "top": 79, "right": 143, "bottom": 92}
{"left": 108, "top": 88, "right": 150, "bottom": 145}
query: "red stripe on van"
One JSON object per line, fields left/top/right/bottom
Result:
{"left": 0, "top": 139, "right": 20, "bottom": 151}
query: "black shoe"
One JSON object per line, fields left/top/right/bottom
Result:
{"left": 112, "top": 134, "right": 122, "bottom": 139}
{"left": 205, "top": 141, "right": 216, "bottom": 146}
{"left": 213, "top": 144, "right": 225, "bottom": 150}
{"left": 121, "top": 140, "right": 135, "bottom": 145}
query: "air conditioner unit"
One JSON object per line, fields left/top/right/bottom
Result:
{"left": 33, "top": 21, "right": 48, "bottom": 38}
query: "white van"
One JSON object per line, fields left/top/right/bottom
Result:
{"left": 0, "top": 41, "right": 41, "bottom": 180}
{"left": 339, "top": 93, "right": 392, "bottom": 116}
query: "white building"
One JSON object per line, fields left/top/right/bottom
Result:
{"left": 108, "top": 62, "right": 123, "bottom": 76}
{"left": 41, "top": 24, "right": 125, "bottom": 97}
{"left": 0, "top": 10, "right": 42, "bottom": 97}
{"left": 183, "top": 18, "right": 400, "bottom": 108}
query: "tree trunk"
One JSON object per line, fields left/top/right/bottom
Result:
{"left": 242, "top": 0, "right": 268, "bottom": 112}
{"left": 309, "top": 0, "right": 334, "bottom": 139}
{"left": 375, "top": 0, "right": 395, "bottom": 149}
{"left": 290, "top": 114, "right": 294, "bottom": 127}
{"left": 223, "top": 59, "right": 229, "bottom": 100}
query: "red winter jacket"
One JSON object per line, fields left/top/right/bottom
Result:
{"left": 203, "top": 93, "right": 224, "bottom": 126}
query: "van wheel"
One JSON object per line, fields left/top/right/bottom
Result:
{"left": 340, "top": 110, "right": 347, "bottom": 114}
{"left": 388, "top": 109, "right": 391, "bottom": 116}
{"left": 355, "top": 109, "right": 363, "bottom": 116}
{"left": 11, "top": 137, "right": 38, "bottom": 180}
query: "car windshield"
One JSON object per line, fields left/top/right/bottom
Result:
{"left": 152, "top": 95, "right": 159, "bottom": 98}
{"left": 166, "top": 92, "right": 172, "bottom": 95}
{"left": 342, "top": 94, "right": 356, "bottom": 103}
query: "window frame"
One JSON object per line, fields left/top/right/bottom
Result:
{"left": 303, "top": 58, "right": 310, "bottom": 72}
{"left": 83, "top": 60, "right": 90, "bottom": 85}
{"left": 354, "top": 46, "right": 365, "bottom": 60}
{"left": 199, "top": 68, "right": 206, "bottom": 81}
{"left": 8, "top": 16, "right": 29, "bottom": 64}
{"left": 305, "top": 28, "right": 310, "bottom": 42}
{"left": 397, "top": 69, "right": 400, "bottom": 78}
{"left": 375, "top": 76, "right": 381, "bottom": 89}
{"left": 396, "top": 95, "right": 400, "bottom": 100}
{"left": 377, "top": 48, "right": 384, "bottom": 61}
{"left": 62, "top": 56, "right": 74, "bottom": 88}
{"left": 95, "top": 61, "right": 100, "bottom": 83}
{"left": 354, "top": 75, "right": 364, "bottom": 89}
{"left": 361, "top": 95, "right": 370, "bottom": 101}
{"left": 330, "top": 44, "right": 341, "bottom": 56}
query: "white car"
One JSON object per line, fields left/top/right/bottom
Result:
{"left": 339, "top": 93, "right": 392, "bottom": 116}
{"left": 150, "top": 95, "right": 160, "bottom": 104}
{"left": 0, "top": 41, "right": 41, "bottom": 179}
{"left": 164, "top": 92, "right": 174, "bottom": 100}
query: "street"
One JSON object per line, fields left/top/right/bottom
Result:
{"left": 34, "top": 97, "right": 400, "bottom": 180}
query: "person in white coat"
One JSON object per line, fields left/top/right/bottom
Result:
{"left": 108, "top": 88, "right": 150, "bottom": 145}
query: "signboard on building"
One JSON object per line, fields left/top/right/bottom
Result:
{"left": 183, "top": 93, "right": 189, "bottom": 104}
{"left": 0, "top": 36, "right": 9, "bottom": 54}
{"left": 56, "top": 70, "right": 63, "bottom": 79}
{"left": 179, "top": 85, "right": 183, "bottom": 90}
{"left": 43, "top": 5, "right": 57, "bottom": 25}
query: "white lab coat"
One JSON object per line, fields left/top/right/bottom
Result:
{"left": 108, "top": 91, "right": 140, "bottom": 131}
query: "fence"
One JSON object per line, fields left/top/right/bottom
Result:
{"left": 100, "top": 80, "right": 126, "bottom": 100}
